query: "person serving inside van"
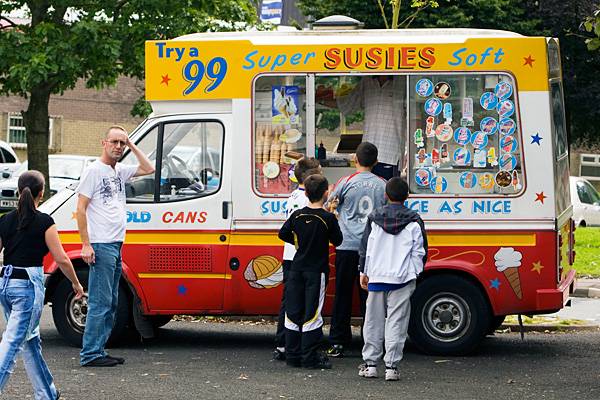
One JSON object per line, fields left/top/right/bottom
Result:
{"left": 316, "top": 75, "right": 406, "bottom": 180}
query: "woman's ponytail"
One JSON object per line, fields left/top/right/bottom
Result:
{"left": 17, "top": 170, "right": 45, "bottom": 230}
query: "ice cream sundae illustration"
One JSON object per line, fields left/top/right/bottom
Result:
{"left": 244, "top": 255, "right": 283, "bottom": 289}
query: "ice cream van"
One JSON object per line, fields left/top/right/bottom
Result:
{"left": 40, "top": 22, "right": 576, "bottom": 355}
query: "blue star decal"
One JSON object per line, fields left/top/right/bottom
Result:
{"left": 531, "top": 133, "right": 542, "bottom": 146}
{"left": 177, "top": 284, "right": 188, "bottom": 296}
{"left": 489, "top": 278, "right": 501, "bottom": 291}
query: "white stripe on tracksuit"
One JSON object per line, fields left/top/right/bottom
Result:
{"left": 284, "top": 273, "right": 326, "bottom": 332}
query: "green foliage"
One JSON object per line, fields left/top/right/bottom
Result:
{"left": 583, "top": 9, "right": 600, "bottom": 51}
{"left": 0, "top": 1, "right": 259, "bottom": 96}
{"left": 0, "top": 0, "right": 258, "bottom": 178}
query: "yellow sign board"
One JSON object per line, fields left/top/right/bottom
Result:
{"left": 145, "top": 37, "right": 548, "bottom": 101}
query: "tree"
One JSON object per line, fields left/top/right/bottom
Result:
{"left": 0, "top": 1, "right": 258, "bottom": 188}
{"left": 583, "top": 8, "right": 600, "bottom": 50}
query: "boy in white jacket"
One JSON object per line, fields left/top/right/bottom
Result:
{"left": 357, "top": 177, "right": 428, "bottom": 381}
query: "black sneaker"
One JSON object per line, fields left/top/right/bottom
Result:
{"left": 272, "top": 349, "right": 286, "bottom": 361}
{"left": 82, "top": 356, "right": 119, "bottom": 367}
{"left": 303, "top": 354, "right": 332, "bottom": 370}
{"left": 326, "top": 344, "right": 344, "bottom": 358}
{"left": 107, "top": 355, "right": 125, "bottom": 364}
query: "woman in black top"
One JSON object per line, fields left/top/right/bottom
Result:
{"left": 0, "top": 170, "right": 84, "bottom": 399}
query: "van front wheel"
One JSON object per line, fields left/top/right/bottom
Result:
{"left": 409, "top": 275, "right": 491, "bottom": 355}
{"left": 51, "top": 272, "right": 131, "bottom": 348}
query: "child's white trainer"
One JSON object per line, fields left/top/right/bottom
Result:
{"left": 358, "top": 364, "right": 378, "bottom": 378}
{"left": 385, "top": 367, "right": 399, "bottom": 381}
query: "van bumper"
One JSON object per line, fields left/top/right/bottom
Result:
{"left": 535, "top": 269, "right": 576, "bottom": 311}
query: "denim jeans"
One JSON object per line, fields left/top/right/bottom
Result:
{"left": 0, "top": 266, "right": 58, "bottom": 400}
{"left": 80, "top": 242, "right": 123, "bottom": 365}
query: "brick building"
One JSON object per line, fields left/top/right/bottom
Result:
{"left": 0, "top": 76, "right": 144, "bottom": 161}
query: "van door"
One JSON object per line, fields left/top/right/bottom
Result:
{"left": 122, "top": 116, "right": 232, "bottom": 312}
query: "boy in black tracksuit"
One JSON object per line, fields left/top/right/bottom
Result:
{"left": 278, "top": 174, "right": 343, "bottom": 369}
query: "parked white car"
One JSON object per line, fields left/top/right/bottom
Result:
{"left": 0, "top": 154, "right": 95, "bottom": 211}
{"left": 570, "top": 176, "right": 600, "bottom": 227}
{"left": 0, "top": 140, "right": 20, "bottom": 180}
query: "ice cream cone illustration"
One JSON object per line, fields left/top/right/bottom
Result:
{"left": 494, "top": 247, "right": 523, "bottom": 299}
{"left": 503, "top": 268, "right": 522, "bottom": 299}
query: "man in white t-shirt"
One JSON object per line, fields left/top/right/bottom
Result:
{"left": 77, "top": 125, "right": 154, "bottom": 367}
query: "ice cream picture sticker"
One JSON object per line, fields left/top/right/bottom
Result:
{"left": 471, "top": 131, "right": 488, "bottom": 149}
{"left": 430, "top": 176, "right": 448, "bottom": 193}
{"left": 416, "top": 78, "right": 434, "bottom": 97}
{"left": 494, "top": 247, "right": 523, "bottom": 299}
{"left": 434, "top": 82, "right": 451, "bottom": 99}
{"left": 435, "top": 124, "right": 453, "bottom": 142}
{"left": 499, "top": 118, "right": 516, "bottom": 136}
{"left": 454, "top": 127, "right": 471, "bottom": 146}
{"left": 263, "top": 161, "right": 280, "bottom": 179}
{"left": 499, "top": 154, "right": 517, "bottom": 170}
{"left": 272, "top": 86, "right": 299, "bottom": 124}
{"left": 459, "top": 172, "right": 477, "bottom": 189}
{"left": 480, "top": 92, "right": 498, "bottom": 110}
{"left": 494, "top": 81, "right": 513, "bottom": 100}
{"left": 415, "top": 168, "right": 432, "bottom": 187}
{"left": 453, "top": 147, "right": 471, "bottom": 166}
{"left": 426, "top": 116, "right": 435, "bottom": 137}
{"left": 495, "top": 170, "right": 512, "bottom": 188}
{"left": 497, "top": 99, "right": 515, "bottom": 118}
{"left": 425, "top": 98, "right": 443, "bottom": 116}
{"left": 480, "top": 173, "right": 494, "bottom": 190}
{"left": 480, "top": 117, "right": 498, "bottom": 135}
{"left": 500, "top": 135, "right": 518, "bottom": 153}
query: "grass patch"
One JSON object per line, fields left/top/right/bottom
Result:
{"left": 504, "top": 315, "right": 586, "bottom": 326}
{"left": 573, "top": 227, "right": 600, "bottom": 278}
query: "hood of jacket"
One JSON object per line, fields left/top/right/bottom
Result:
{"left": 369, "top": 203, "right": 420, "bottom": 235}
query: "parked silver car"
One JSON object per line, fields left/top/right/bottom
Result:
{"left": 0, "top": 155, "right": 95, "bottom": 211}
{"left": 0, "top": 140, "right": 20, "bottom": 180}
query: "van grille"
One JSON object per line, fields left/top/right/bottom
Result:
{"left": 148, "top": 246, "right": 212, "bottom": 272}
{"left": 1, "top": 190, "right": 15, "bottom": 197}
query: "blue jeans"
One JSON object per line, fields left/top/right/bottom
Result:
{"left": 80, "top": 242, "right": 123, "bottom": 365}
{"left": 0, "top": 266, "right": 58, "bottom": 400}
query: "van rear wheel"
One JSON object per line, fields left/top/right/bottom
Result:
{"left": 51, "top": 270, "right": 131, "bottom": 348}
{"left": 409, "top": 274, "right": 491, "bottom": 355}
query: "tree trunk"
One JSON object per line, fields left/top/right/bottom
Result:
{"left": 23, "top": 85, "right": 51, "bottom": 200}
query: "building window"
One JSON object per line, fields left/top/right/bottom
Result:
{"left": 7, "top": 113, "right": 53, "bottom": 148}
{"left": 580, "top": 153, "right": 600, "bottom": 180}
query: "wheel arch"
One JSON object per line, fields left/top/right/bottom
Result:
{"left": 419, "top": 266, "right": 498, "bottom": 316}
{"left": 45, "top": 252, "right": 140, "bottom": 308}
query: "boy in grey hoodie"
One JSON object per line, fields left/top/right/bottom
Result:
{"left": 357, "top": 177, "right": 428, "bottom": 381}
{"left": 325, "top": 142, "right": 386, "bottom": 358}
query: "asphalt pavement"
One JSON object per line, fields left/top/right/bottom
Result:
{"left": 0, "top": 307, "right": 599, "bottom": 400}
